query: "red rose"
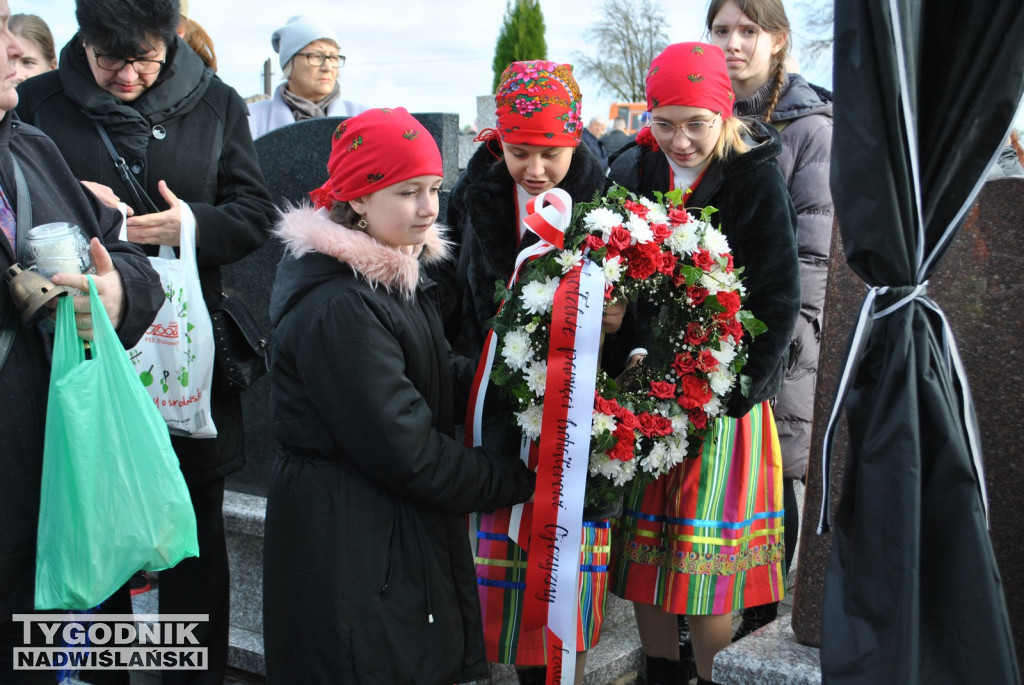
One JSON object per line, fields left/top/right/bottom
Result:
{"left": 624, "top": 200, "right": 650, "bottom": 220}
{"left": 636, "top": 412, "right": 660, "bottom": 438}
{"left": 608, "top": 225, "right": 632, "bottom": 251}
{"left": 667, "top": 208, "right": 690, "bottom": 226}
{"left": 719, "top": 317, "right": 744, "bottom": 342}
{"left": 610, "top": 424, "right": 636, "bottom": 461}
{"left": 625, "top": 244, "right": 658, "bottom": 280}
{"left": 697, "top": 349, "right": 720, "bottom": 372}
{"left": 657, "top": 251, "right": 677, "bottom": 276}
{"left": 687, "top": 285, "right": 709, "bottom": 305}
{"left": 650, "top": 222, "right": 672, "bottom": 241}
{"left": 672, "top": 352, "right": 697, "bottom": 376}
{"left": 677, "top": 374, "right": 712, "bottom": 410}
{"left": 691, "top": 248, "right": 714, "bottom": 271}
{"left": 649, "top": 380, "right": 677, "bottom": 399}
{"left": 617, "top": 410, "right": 642, "bottom": 431}
{"left": 715, "top": 290, "right": 741, "bottom": 317}
{"left": 685, "top": 322, "right": 709, "bottom": 346}
{"left": 724, "top": 253, "right": 735, "bottom": 273}
{"left": 652, "top": 415, "right": 673, "bottom": 436}
{"left": 688, "top": 407, "right": 709, "bottom": 430}
{"left": 594, "top": 394, "right": 616, "bottom": 416}
{"left": 672, "top": 268, "right": 687, "bottom": 286}
{"left": 584, "top": 234, "right": 606, "bottom": 251}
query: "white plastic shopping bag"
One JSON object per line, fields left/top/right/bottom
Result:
{"left": 128, "top": 204, "right": 217, "bottom": 437}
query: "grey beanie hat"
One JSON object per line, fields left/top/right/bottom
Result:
{"left": 271, "top": 15, "right": 339, "bottom": 68}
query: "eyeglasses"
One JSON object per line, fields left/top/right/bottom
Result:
{"left": 91, "top": 49, "right": 165, "bottom": 75}
{"left": 650, "top": 113, "right": 721, "bottom": 142}
{"left": 296, "top": 52, "right": 346, "bottom": 68}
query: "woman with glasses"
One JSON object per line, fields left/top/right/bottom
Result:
{"left": 607, "top": 42, "right": 799, "bottom": 685}
{"left": 15, "top": 1, "right": 277, "bottom": 683}
{"left": 247, "top": 15, "right": 367, "bottom": 140}
{"left": 707, "top": 0, "right": 834, "bottom": 643}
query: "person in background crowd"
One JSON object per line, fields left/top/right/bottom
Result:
{"left": 16, "top": 0, "right": 277, "bottom": 682}
{"left": 247, "top": 15, "right": 366, "bottom": 140}
{"left": 10, "top": 13, "right": 55, "bottom": 83}
{"left": 262, "top": 106, "right": 535, "bottom": 684}
{"left": 607, "top": 42, "right": 799, "bottom": 685}
{"left": 1, "top": 2, "right": 163, "bottom": 680}
{"left": 176, "top": 0, "right": 216, "bottom": 72}
{"left": 601, "top": 117, "right": 632, "bottom": 160}
{"left": 707, "top": 0, "right": 834, "bottom": 641}
{"left": 582, "top": 114, "right": 608, "bottom": 168}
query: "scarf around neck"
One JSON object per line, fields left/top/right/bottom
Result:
{"left": 281, "top": 81, "right": 341, "bottom": 122}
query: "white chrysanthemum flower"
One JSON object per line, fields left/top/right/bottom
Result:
{"left": 700, "top": 272, "right": 726, "bottom": 294}
{"left": 501, "top": 328, "right": 534, "bottom": 372}
{"left": 628, "top": 214, "right": 654, "bottom": 244}
{"left": 583, "top": 207, "right": 623, "bottom": 237}
{"left": 640, "top": 441, "right": 670, "bottom": 474}
{"left": 603, "top": 255, "right": 624, "bottom": 285}
{"left": 703, "top": 395, "right": 724, "bottom": 418}
{"left": 526, "top": 361, "right": 548, "bottom": 396}
{"left": 590, "top": 453, "right": 623, "bottom": 481}
{"left": 524, "top": 320, "right": 538, "bottom": 334}
{"left": 591, "top": 412, "right": 617, "bottom": 436}
{"left": 613, "top": 458, "right": 638, "bottom": 486}
{"left": 712, "top": 341, "right": 738, "bottom": 366}
{"left": 555, "top": 249, "right": 582, "bottom": 274}
{"left": 665, "top": 435, "right": 689, "bottom": 466}
{"left": 515, "top": 404, "right": 544, "bottom": 441}
{"left": 708, "top": 370, "right": 735, "bottom": 396}
{"left": 638, "top": 197, "right": 669, "bottom": 225}
{"left": 671, "top": 413, "right": 690, "bottom": 434}
{"left": 520, "top": 276, "right": 560, "bottom": 315}
{"left": 701, "top": 225, "right": 730, "bottom": 257}
{"left": 666, "top": 223, "right": 700, "bottom": 255}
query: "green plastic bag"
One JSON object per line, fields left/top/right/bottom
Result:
{"left": 35, "top": 277, "right": 199, "bottom": 610}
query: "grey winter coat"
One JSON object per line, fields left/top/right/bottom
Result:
{"left": 736, "top": 74, "right": 834, "bottom": 478}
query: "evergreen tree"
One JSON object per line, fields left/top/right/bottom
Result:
{"left": 491, "top": 0, "right": 548, "bottom": 92}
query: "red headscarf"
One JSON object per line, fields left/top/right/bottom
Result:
{"left": 645, "top": 43, "right": 735, "bottom": 118}
{"left": 310, "top": 107, "right": 443, "bottom": 209}
{"left": 485, "top": 60, "right": 583, "bottom": 147}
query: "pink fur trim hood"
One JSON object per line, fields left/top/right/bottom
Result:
{"left": 274, "top": 205, "right": 452, "bottom": 299}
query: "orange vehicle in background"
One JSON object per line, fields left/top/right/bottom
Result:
{"left": 608, "top": 102, "right": 648, "bottom": 134}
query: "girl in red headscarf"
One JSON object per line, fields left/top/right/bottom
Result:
{"left": 607, "top": 43, "right": 800, "bottom": 685}
{"left": 262, "top": 107, "right": 535, "bottom": 685}
{"left": 426, "top": 62, "right": 624, "bottom": 685}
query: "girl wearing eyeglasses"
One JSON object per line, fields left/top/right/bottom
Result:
{"left": 707, "top": 0, "right": 834, "bottom": 643}
{"left": 607, "top": 42, "right": 800, "bottom": 685}
{"left": 247, "top": 15, "right": 367, "bottom": 140}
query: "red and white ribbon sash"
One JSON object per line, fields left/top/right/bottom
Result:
{"left": 527, "top": 259, "right": 603, "bottom": 685}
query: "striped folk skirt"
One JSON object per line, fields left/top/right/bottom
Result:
{"left": 474, "top": 511, "right": 611, "bottom": 665}
{"left": 610, "top": 400, "right": 786, "bottom": 615}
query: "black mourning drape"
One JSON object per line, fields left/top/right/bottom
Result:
{"left": 820, "top": 2, "right": 1024, "bottom": 684}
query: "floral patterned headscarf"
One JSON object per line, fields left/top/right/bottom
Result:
{"left": 486, "top": 60, "right": 583, "bottom": 148}
{"left": 310, "top": 107, "right": 443, "bottom": 208}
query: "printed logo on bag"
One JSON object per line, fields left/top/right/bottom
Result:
{"left": 11, "top": 614, "right": 209, "bottom": 671}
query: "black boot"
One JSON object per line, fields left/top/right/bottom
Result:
{"left": 731, "top": 601, "right": 779, "bottom": 641}
{"left": 515, "top": 665, "right": 547, "bottom": 685}
{"left": 636, "top": 654, "right": 683, "bottom": 685}
{"left": 677, "top": 615, "right": 698, "bottom": 682}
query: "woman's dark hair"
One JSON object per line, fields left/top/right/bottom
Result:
{"left": 76, "top": 0, "right": 179, "bottom": 58}
{"left": 10, "top": 14, "right": 56, "bottom": 65}
{"left": 329, "top": 201, "right": 365, "bottom": 231}
{"left": 706, "top": 0, "right": 791, "bottom": 122}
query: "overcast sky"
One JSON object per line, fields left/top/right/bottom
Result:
{"left": 26, "top": 0, "right": 836, "bottom": 128}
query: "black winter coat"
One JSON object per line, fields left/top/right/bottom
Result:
{"left": 429, "top": 140, "right": 609, "bottom": 360}
{"left": 0, "top": 112, "right": 163, "bottom": 621}
{"left": 16, "top": 36, "right": 277, "bottom": 484}
{"left": 736, "top": 74, "right": 834, "bottom": 477}
{"left": 263, "top": 207, "right": 535, "bottom": 685}
{"left": 609, "top": 122, "right": 801, "bottom": 417}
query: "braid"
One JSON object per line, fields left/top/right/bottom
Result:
{"left": 763, "top": 59, "right": 786, "bottom": 122}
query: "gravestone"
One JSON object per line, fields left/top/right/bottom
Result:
{"left": 223, "top": 113, "right": 460, "bottom": 496}
{"left": 791, "top": 177, "right": 1024, "bottom": 666}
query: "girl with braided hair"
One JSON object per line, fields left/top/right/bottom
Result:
{"left": 707, "top": 0, "right": 835, "bottom": 640}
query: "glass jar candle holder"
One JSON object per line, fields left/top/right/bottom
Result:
{"left": 23, "top": 222, "right": 94, "bottom": 279}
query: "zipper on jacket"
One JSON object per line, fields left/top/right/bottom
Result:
{"left": 379, "top": 507, "right": 397, "bottom": 596}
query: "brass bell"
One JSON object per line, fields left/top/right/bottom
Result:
{"left": 4, "top": 263, "right": 70, "bottom": 325}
